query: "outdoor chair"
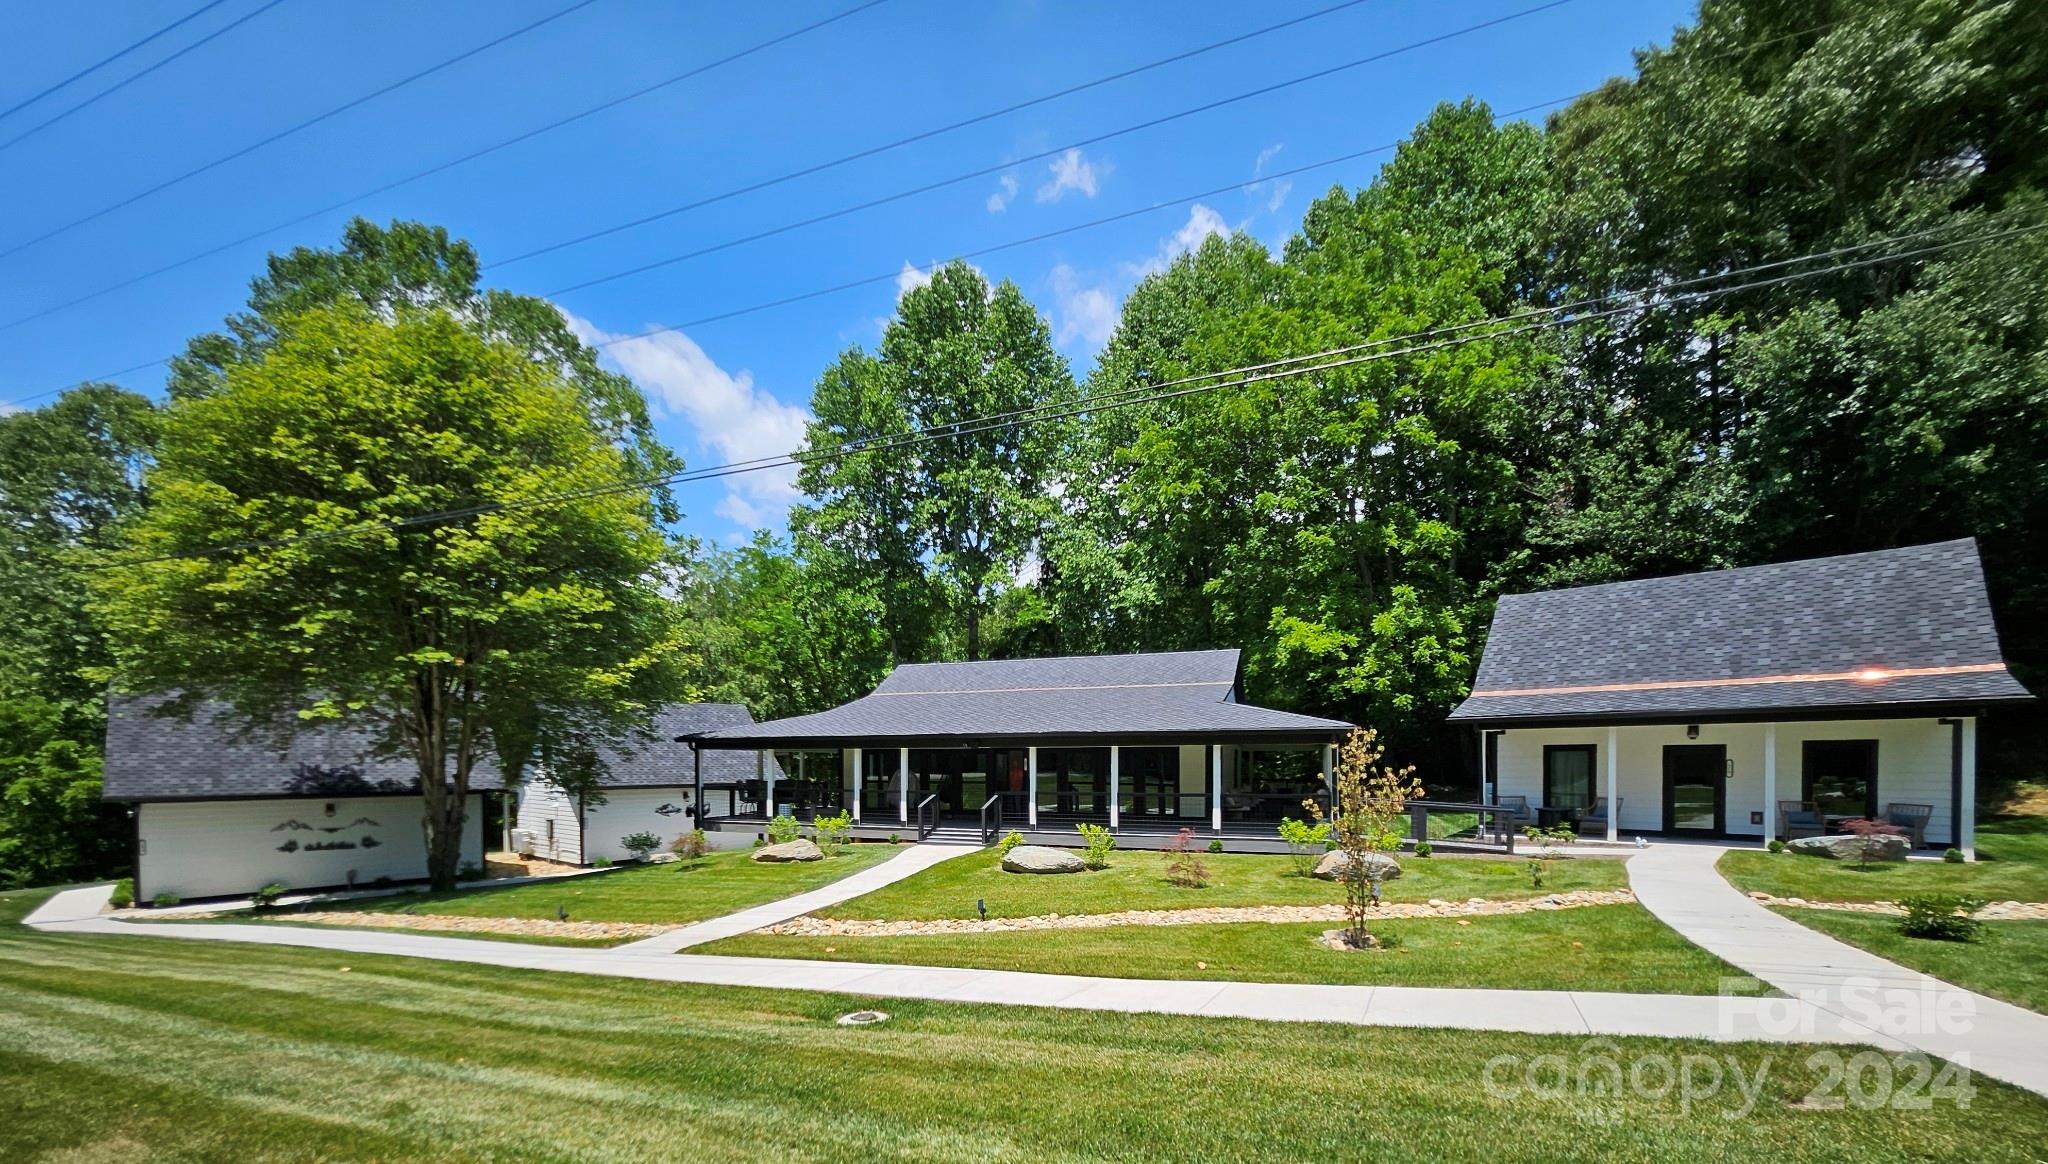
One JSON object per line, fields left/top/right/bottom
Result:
{"left": 1493, "top": 795, "right": 1531, "bottom": 838}
{"left": 1574, "top": 797, "right": 1618, "bottom": 838}
{"left": 1883, "top": 802, "right": 1934, "bottom": 849}
{"left": 1777, "top": 800, "right": 1825, "bottom": 841}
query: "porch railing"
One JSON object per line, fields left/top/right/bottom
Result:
{"left": 1406, "top": 799, "right": 1518, "bottom": 854}
{"left": 914, "top": 794, "right": 940, "bottom": 842}
{"left": 979, "top": 794, "right": 1004, "bottom": 845}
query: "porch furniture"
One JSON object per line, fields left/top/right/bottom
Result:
{"left": 1535, "top": 804, "right": 1575, "bottom": 829}
{"left": 1574, "top": 797, "right": 1619, "bottom": 838}
{"left": 1493, "top": 795, "right": 1531, "bottom": 834}
{"left": 1883, "top": 802, "right": 1934, "bottom": 848}
{"left": 1778, "top": 800, "right": 1825, "bottom": 841}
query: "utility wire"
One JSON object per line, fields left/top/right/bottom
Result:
{"left": 0, "top": 0, "right": 605, "bottom": 259}
{"left": 78, "top": 217, "right": 2043, "bottom": 572}
{"left": 0, "top": 0, "right": 235, "bottom": 124}
{"left": 0, "top": 0, "right": 288, "bottom": 154}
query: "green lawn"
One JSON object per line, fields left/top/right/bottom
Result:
{"left": 305, "top": 843, "right": 899, "bottom": 925}
{"left": 1718, "top": 816, "right": 2048, "bottom": 903}
{"left": 3, "top": 888, "right": 2040, "bottom": 1161}
{"left": 1775, "top": 908, "right": 2048, "bottom": 1015}
{"left": 705, "top": 905, "right": 1752, "bottom": 994}
{"left": 817, "top": 847, "right": 1625, "bottom": 921}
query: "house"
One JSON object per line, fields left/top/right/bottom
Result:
{"left": 102, "top": 694, "right": 498, "bottom": 901}
{"left": 513, "top": 703, "right": 781, "bottom": 864}
{"left": 1447, "top": 539, "right": 2035, "bottom": 854}
{"left": 685, "top": 649, "right": 1354, "bottom": 849}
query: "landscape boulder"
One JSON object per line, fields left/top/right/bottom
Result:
{"left": 752, "top": 839, "right": 825, "bottom": 863}
{"left": 1312, "top": 850, "right": 1403, "bottom": 883}
{"left": 1786, "top": 833, "right": 1909, "bottom": 862}
{"left": 1002, "top": 845, "right": 1087, "bottom": 874}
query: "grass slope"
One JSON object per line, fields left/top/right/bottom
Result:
{"left": 3, "top": 887, "right": 2041, "bottom": 1162}
{"left": 704, "top": 905, "right": 1750, "bottom": 994}
{"left": 817, "top": 848, "right": 1626, "bottom": 921}
{"left": 1774, "top": 908, "right": 2048, "bottom": 1015}
{"left": 1718, "top": 816, "right": 2048, "bottom": 904}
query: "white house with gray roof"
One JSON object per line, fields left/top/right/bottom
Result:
{"left": 1449, "top": 539, "right": 2034, "bottom": 854}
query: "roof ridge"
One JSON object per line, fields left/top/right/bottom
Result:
{"left": 1498, "top": 538, "right": 1978, "bottom": 604}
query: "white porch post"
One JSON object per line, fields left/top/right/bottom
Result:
{"left": 1762, "top": 724, "right": 1778, "bottom": 842}
{"left": 898, "top": 746, "right": 909, "bottom": 824}
{"left": 1210, "top": 744, "right": 1223, "bottom": 832}
{"left": 1604, "top": 726, "right": 1619, "bottom": 843}
{"left": 760, "top": 750, "right": 773, "bottom": 819}
{"left": 1961, "top": 717, "right": 1979, "bottom": 858}
{"left": 849, "top": 751, "right": 861, "bottom": 823}
{"left": 1108, "top": 746, "right": 1120, "bottom": 830}
{"left": 1323, "top": 744, "right": 1336, "bottom": 812}
{"left": 1027, "top": 746, "right": 1039, "bottom": 829}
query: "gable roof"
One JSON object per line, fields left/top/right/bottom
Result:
{"left": 102, "top": 693, "right": 507, "bottom": 802}
{"left": 1448, "top": 538, "right": 2034, "bottom": 726}
{"left": 694, "top": 649, "right": 1352, "bottom": 747}
{"left": 592, "top": 704, "right": 778, "bottom": 787}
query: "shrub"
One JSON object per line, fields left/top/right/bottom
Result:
{"left": 1839, "top": 816, "right": 1905, "bottom": 868}
{"left": 251, "top": 882, "right": 288, "bottom": 910}
{"left": 1898, "top": 894, "right": 1985, "bottom": 942}
{"left": 1206, "top": 838, "right": 1225, "bottom": 854}
{"left": 888, "top": 832, "right": 901, "bottom": 844}
{"left": 1767, "top": 839, "right": 1786, "bottom": 853}
{"left": 1413, "top": 840, "right": 1433, "bottom": 859}
{"left": 1075, "top": 822, "right": 1116, "bottom": 870}
{"left": 1277, "top": 817, "right": 1332, "bottom": 877}
{"left": 620, "top": 831, "right": 663, "bottom": 862}
{"left": 1521, "top": 825, "right": 1575, "bottom": 889}
{"left": 997, "top": 830, "right": 1026, "bottom": 857}
{"left": 151, "top": 891, "right": 181, "bottom": 908}
{"left": 108, "top": 878, "right": 134, "bottom": 909}
{"left": 1164, "top": 827, "right": 1209, "bottom": 888}
{"left": 592, "top": 856, "right": 612, "bottom": 869}
{"left": 671, "top": 829, "right": 708, "bottom": 863}
{"left": 1943, "top": 848, "right": 1966, "bottom": 864}
{"left": 767, "top": 814, "right": 802, "bottom": 845}
{"left": 813, "top": 810, "right": 853, "bottom": 854}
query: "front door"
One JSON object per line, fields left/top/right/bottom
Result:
{"left": 1662, "top": 744, "right": 1726, "bottom": 835}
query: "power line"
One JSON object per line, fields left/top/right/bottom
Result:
{"left": 492, "top": 0, "right": 1573, "bottom": 271}
{"left": 0, "top": 0, "right": 606, "bottom": 260}
{"left": 79, "top": 217, "right": 2042, "bottom": 572}
{"left": 0, "top": 0, "right": 1352, "bottom": 334}
{"left": 0, "top": 0, "right": 288, "bottom": 153}
{"left": 0, "top": 0, "right": 235, "bottom": 124}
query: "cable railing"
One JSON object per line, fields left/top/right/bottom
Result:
{"left": 978, "top": 794, "right": 1005, "bottom": 846}
{"left": 914, "top": 794, "right": 940, "bottom": 842}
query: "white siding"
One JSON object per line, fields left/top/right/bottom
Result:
{"left": 515, "top": 780, "right": 584, "bottom": 864}
{"left": 1494, "top": 718, "right": 1960, "bottom": 844}
{"left": 138, "top": 795, "right": 483, "bottom": 901}
{"left": 579, "top": 788, "right": 700, "bottom": 864}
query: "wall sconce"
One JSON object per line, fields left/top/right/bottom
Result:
{"left": 1685, "top": 724, "right": 1700, "bottom": 739}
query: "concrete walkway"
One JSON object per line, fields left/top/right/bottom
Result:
{"left": 614, "top": 842, "right": 978, "bottom": 953}
{"left": 1629, "top": 843, "right": 2048, "bottom": 1098}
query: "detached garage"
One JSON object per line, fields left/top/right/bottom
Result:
{"left": 103, "top": 694, "right": 495, "bottom": 901}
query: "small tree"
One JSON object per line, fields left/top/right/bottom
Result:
{"left": 1075, "top": 822, "right": 1116, "bottom": 870}
{"left": 812, "top": 809, "right": 853, "bottom": 854}
{"left": 767, "top": 814, "right": 802, "bottom": 845}
{"left": 1840, "top": 817, "right": 1905, "bottom": 868}
{"left": 1163, "top": 827, "right": 1209, "bottom": 888}
{"left": 1277, "top": 816, "right": 1332, "bottom": 878}
{"left": 669, "top": 828, "right": 708, "bottom": 865}
{"left": 619, "top": 831, "right": 661, "bottom": 862}
{"left": 1306, "top": 728, "right": 1423, "bottom": 950}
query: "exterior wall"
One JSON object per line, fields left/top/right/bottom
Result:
{"left": 514, "top": 780, "right": 583, "bottom": 864}
{"left": 137, "top": 795, "right": 483, "bottom": 901}
{"left": 578, "top": 787, "right": 700, "bottom": 864}
{"left": 1493, "top": 718, "right": 1959, "bottom": 844}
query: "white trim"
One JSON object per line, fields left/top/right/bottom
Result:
{"left": 1605, "top": 726, "right": 1619, "bottom": 843}
{"left": 898, "top": 746, "right": 910, "bottom": 824}
{"left": 1027, "top": 745, "right": 1039, "bottom": 828}
{"left": 1961, "top": 717, "right": 1978, "bottom": 857}
{"left": 1210, "top": 744, "right": 1223, "bottom": 832}
{"left": 1762, "top": 723, "right": 1778, "bottom": 840}
{"left": 1108, "top": 746, "right": 1120, "bottom": 829}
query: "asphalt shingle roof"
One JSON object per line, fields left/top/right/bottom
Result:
{"left": 596, "top": 704, "right": 779, "bottom": 787}
{"left": 696, "top": 649, "right": 1353, "bottom": 747}
{"left": 1448, "top": 538, "right": 2034, "bottom": 725}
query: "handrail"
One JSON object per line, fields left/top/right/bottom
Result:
{"left": 915, "top": 793, "right": 940, "bottom": 842}
{"left": 1406, "top": 799, "right": 1517, "bottom": 855}
{"left": 978, "top": 794, "right": 1004, "bottom": 846}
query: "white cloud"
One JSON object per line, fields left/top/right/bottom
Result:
{"left": 986, "top": 173, "right": 1020, "bottom": 213}
{"left": 1036, "top": 147, "right": 1104, "bottom": 203}
{"left": 1253, "top": 143, "right": 1284, "bottom": 176}
{"left": 1262, "top": 178, "right": 1293, "bottom": 212}
{"left": 896, "top": 260, "right": 933, "bottom": 300}
{"left": 563, "top": 310, "right": 811, "bottom": 535}
{"left": 1048, "top": 263, "right": 1117, "bottom": 350}
{"left": 1121, "top": 203, "right": 1231, "bottom": 281}
{"left": 1246, "top": 143, "right": 1292, "bottom": 213}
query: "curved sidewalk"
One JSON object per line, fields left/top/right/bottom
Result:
{"left": 1629, "top": 843, "right": 2048, "bottom": 1098}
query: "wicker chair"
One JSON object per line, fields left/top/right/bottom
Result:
{"left": 1883, "top": 802, "right": 1934, "bottom": 849}
{"left": 1777, "top": 800, "right": 1825, "bottom": 841}
{"left": 1575, "top": 797, "right": 1619, "bottom": 838}
{"left": 1493, "top": 795, "right": 1532, "bottom": 836}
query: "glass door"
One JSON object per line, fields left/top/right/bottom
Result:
{"left": 1661, "top": 744, "right": 1725, "bottom": 834}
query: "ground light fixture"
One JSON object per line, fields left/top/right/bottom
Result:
{"left": 836, "top": 1010, "right": 890, "bottom": 1026}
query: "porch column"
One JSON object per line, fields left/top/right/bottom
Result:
{"left": 849, "top": 751, "right": 861, "bottom": 823}
{"left": 1761, "top": 724, "right": 1777, "bottom": 842}
{"left": 1604, "top": 726, "right": 1619, "bottom": 843}
{"left": 690, "top": 743, "right": 702, "bottom": 826}
{"left": 1027, "top": 746, "right": 1039, "bottom": 828}
{"left": 898, "top": 747, "right": 910, "bottom": 824}
{"left": 1960, "top": 717, "right": 1978, "bottom": 857}
{"left": 1323, "top": 744, "right": 1336, "bottom": 812}
{"left": 1210, "top": 744, "right": 1223, "bottom": 832}
{"left": 760, "top": 750, "right": 773, "bottom": 819}
{"left": 1108, "top": 746, "right": 1120, "bottom": 829}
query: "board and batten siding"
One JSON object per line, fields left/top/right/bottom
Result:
{"left": 1492, "top": 718, "right": 1959, "bottom": 844}
{"left": 137, "top": 794, "right": 483, "bottom": 901}
{"left": 578, "top": 788, "right": 700, "bottom": 864}
{"left": 514, "top": 780, "right": 584, "bottom": 864}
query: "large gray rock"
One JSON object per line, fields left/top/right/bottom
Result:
{"left": 1787, "top": 833, "right": 1909, "bottom": 862}
{"left": 1312, "top": 850, "right": 1403, "bottom": 883}
{"left": 1002, "top": 845, "right": 1087, "bottom": 874}
{"left": 752, "top": 839, "right": 825, "bottom": 863}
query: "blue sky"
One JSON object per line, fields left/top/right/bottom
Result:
{"left": 0, "top": 0, "right": 1694, "bottom": 545}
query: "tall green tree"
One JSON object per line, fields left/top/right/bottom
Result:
{"left": 92, "top": 304, "right": 685, "bottom": 887}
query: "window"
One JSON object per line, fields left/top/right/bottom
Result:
{"left": 1544, "top": 745, "right": 1596, "bottom": 812}
{"left": 1803, "top": 739, "right": 1878, "bottom": 821}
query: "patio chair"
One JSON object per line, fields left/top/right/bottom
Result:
{"left": 1883, "top": 802, "right": 1934, "bottom": 849}
{"left": 1492, "top": 795, "right": 1531, "bottom": 838}
{"left": 1777, "top": 800, "right": 1825, "bottom": 841}
{"left": 1574, "top": 797, "right": 1618, "bottom": 838}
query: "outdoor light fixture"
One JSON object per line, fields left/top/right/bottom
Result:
{"left": 976, "top": 898, "right": 987, "bottom": 920}
{"left": 1686, "top": 724, "right": 1700, "bottom": 739}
